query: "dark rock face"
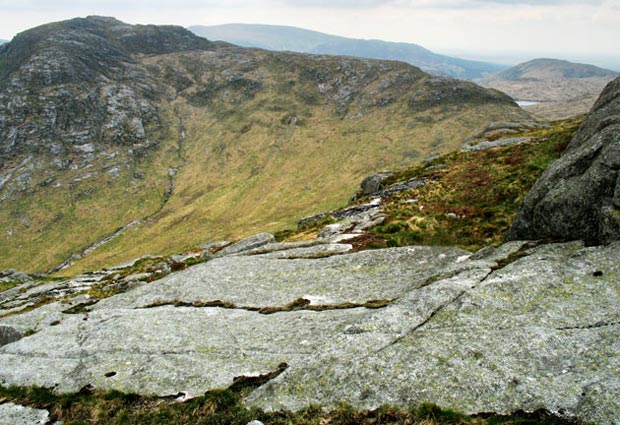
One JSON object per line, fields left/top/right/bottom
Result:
{"left": 0, "top": 16, "right": 214, "bottom": 165}
{"left": 0, "top": 326, "right": 23, "bottom": 347}
{"left": 508, "top": 77, "right": 620, "bottom": 244}
{"left": 360, "top": 173, "right": 391, "bottom": 195}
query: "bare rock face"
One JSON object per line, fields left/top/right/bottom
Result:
{"left": 1, "top": 241, "right": 619, "bottom": 423}
{"left": 508, "top": 77, "right": 620, "bottom": 244}
{"left": 0, "top": 16, "right": 215, "bottom": 166}
{"left": 0, "top": 403, "right": 51, "bottom": 425}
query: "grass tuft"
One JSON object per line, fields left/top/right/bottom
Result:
{"left": 0, "top": 385, "right": 588, "bottom": 425}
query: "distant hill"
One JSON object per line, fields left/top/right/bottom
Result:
{"left": 0, "top": 40, "right": 7, "bottom": 45}
{"left": 478, "top": 58, "right": 619, "bottom": 119}
{"left": 189, "top": 23, "right": 505, "bottom": 80}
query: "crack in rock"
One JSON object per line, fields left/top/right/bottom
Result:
{"left": 228, "top": 362, "right": 289, "bottom": 394}
{"left": 368, "top": 268, "right": 495, "bottom": 360}
{"left": 138, "top": 297, "right": 394, "bottom": 315}
{"left": 557, "top": 320, "right": 620, "bottom": 331}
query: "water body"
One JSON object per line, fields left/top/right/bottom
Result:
{"left": 515, "top": 100, "right": 541, "bottom": 107}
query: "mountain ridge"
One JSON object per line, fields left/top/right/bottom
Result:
{"left": 189, "top": 23, "right": 506, "bottom": 80}
{"left": 0, "top": 17, "right": 528, "bottom": 274}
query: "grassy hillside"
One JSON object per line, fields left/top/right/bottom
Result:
{"left": 289, "top": 116, "right": 583, "bottom": 253}
{"left": 0, "top": 18, "right": 530, "bottom": 275}
{"left": 60, "top": 49, "right": 527, "bottom": 275}
{"left": 0, "top": 103, "right": 182, "bottom": 272}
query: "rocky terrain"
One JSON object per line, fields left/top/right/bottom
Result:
{"left": 1, "top": 76, "right": 620, "bottom": 424}
{"left": 2, "top": 16, "right": 620, "bottom": 425}
{"left": 0, "top": 16, "right": 528, "bottom": 274}
{"left": 478, "top": 58, "right": 618, "bottom": 120}
{"left": 189, "top": 24, "right": 505, "bottom": 80}
{"left": 2, "top": 235, "right": 619, "bottom": 424}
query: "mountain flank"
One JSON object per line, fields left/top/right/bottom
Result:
{"left": 1, "top": 89, "right": 619, "bottom": 422}
{"left": 478, "top": 58, "right": 618, "bottom": 119}
{"left": 0, "top": 17, "right": 528, "bottom": 274}
{"left": 189, "top": 23, "right": 506, "bottom": 80}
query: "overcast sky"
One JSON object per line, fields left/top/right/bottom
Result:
{"left": 1, "top": 0, "right": 619, "bottom": 67}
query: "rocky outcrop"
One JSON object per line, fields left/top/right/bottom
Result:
{"left": 0, "top": 16, "right": 214, "bottom": 165}
{"left": 215, "top": 233, "right": 276, "bottom": 257}
{"left": 1, "top": 240, "right": 619, "bottom": 423}
{"left": 509, "top": 77, "right": 620, "bottom": 244}
{"left": 0, "top": 403, "right": 51, "bottom": 425}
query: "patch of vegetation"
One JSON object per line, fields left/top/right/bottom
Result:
{"left": 0, "top": 281, "right": 22, "bottom": 293}
{"left": 0, "top": 385, "right": 587, "bottom": 425}
{"left": 365, "top": 117, "right": 582, "bottom": 252}
{"left": 62, "top": 300, "right": 99, "bottom": 315}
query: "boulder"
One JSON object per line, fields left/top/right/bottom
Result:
{"left": 0, "top": 403, "right": 50, "bottom": 425}
{"left": 360, "top": 173, "right": 391, "bottom": 195}
{"left": 508, "top": 77, "right": 620, "bottom": 244}
{"left": 0, "top": 325, "right": 23, "bottom": 346}
{"left": 215, "top": 233, "right": 276, "bottom": 257}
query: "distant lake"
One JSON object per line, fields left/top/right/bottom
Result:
{"left": 515, "top": 100, "right": 540, "bottom": 107}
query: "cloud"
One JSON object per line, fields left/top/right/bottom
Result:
{"left": 277, "top": 0, "right": 391, "bottom": 6}
{"left": 272, "top": 0, "right": 606, "bottom": 10}
{"left": 0, "top": 0, "right": 252, "bottom": 10}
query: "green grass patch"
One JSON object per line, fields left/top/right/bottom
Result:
{"left": 364, "top": 117, "right": 583, "bottom": 252}
{"left": 0, "top": 386, "right": 586, "bottom": 425}
{"left": 0, "top": 281, "right": 22, "bottom": 292}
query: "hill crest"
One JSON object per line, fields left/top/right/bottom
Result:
{"left": 493, "top": 57, "right": 618, "bottom": 81}
{"left": 189, "top": 23, "right": 505, "bottom": 80}
{"left": 477, "top": 57, "right": 618, "bottom": 119}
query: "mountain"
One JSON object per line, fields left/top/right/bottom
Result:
{"left": 0, "top": 40, "right": 7, "bottom": 45}
{"left": 0, "top": 16, "right": 528, "bottom": 274}
{"left": 188, "top": 23, "right": 506, "bottom": 80}
{"left": 478, "top": 58, "right": 618, "bottom": 119}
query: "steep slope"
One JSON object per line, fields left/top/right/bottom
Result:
{"left": 0, "top": 16, "right": 215, "bottom": 272}
{"left": 478, "top": 58, "right": 618, "bottom": 119}
{"left": 189, "top": 23, "right": 505, "bottom": 80}
{"left": 0, "top": 17, "right": 529, "bottom": 274}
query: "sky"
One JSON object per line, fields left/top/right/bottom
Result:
{"left": 1, "top": 0, "right": 619, "bottom": 69}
